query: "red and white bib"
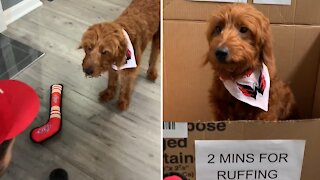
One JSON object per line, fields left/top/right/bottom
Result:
{"left": 220, "top": 63, "right": 270, "bottom": 111}
{"left": 112, "top": 29, "right": 137, "bottom": 70}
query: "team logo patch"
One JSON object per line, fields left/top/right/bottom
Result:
{"left": 36, "top": 124, "right": 52, "bottom": 134}
{"left": 126, "top": 49, "right": 131, "bottom": 61}
{"left": 237, "top": 70, "right": 266, "bottom": 99}
{"left": 220, "top": 63, "right": 270, "bottom": 111}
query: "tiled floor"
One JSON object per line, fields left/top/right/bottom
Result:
{"left": 0, "top": 34, "right": 44, "bottom": 79}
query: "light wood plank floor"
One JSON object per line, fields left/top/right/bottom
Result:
{"left": 1, "top": 0, "right": 160, "bottom": 179}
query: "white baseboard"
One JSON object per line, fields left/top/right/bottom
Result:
{"left": 3, "top": 0, "right": 42, "bottom": 25}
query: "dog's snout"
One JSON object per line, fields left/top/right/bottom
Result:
{"left": 84, "top": 67, "right": 94, "bottom": 76}
{"left": 215, "top": 47, "right": 229, "bottom": 62}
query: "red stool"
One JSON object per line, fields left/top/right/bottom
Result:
{"left": 0, "top": 80, "right": 39, "bottom": 144}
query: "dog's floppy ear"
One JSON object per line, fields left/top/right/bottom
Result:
{"left": 204, "top": 15, "right": 220, "bottom": 66}
{"left": 206, "top": 15, "right": 219, "bottom": 44}
{"left": 105, "top": 28, "right": 127, "bottom": 67}
{"left": 113, "top": 36, "right": 127, "bottom": 67}
{"left": 79, "top": 25, "right": 98, "bottom": 50}
{"left": 258, "top": 16, "right": 276, "bottom": 77}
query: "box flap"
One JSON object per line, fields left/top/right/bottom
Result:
{"left": 279, "top": 25, "right": 320, "bottom": 118}
{"left": 164, "top": 0, "right": 320, "bottom": 25}
{"left": 164, "top": 0, "right": 224, "bottom": 21}
{"left": 314, "top": 61, "right": 320, "bottom": 117}
{"left": 295, "top": 1, "right": 320, "bottom": 25}
{"left": 253, "top": 2, "right": 295, "bottom": 24}
{"left": 164, "top": 0, "right": 175, "bottom": 9}
{"left": 164, "top": 0, "right": 296, "bottom": 24}
{"left": 164, "top": 20, "right": 212, "bottom": 121}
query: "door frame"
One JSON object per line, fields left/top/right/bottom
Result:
{"left": 3, "top": 0, "right": 42, "bottom": 25}
{"left": 0, "top": 0, "right": 42, "bottom": 33}
{"left": 0, "top": 2, "right": 7, "bottom": 32}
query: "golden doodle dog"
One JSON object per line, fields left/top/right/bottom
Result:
{"left": 80, "top": 0, "right": 160, "bottom": 111}
{"left": 206, "top": 4, "right": 297, "bottom": 121}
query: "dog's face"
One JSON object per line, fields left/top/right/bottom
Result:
{"left": 80, "top": 23, "right": 126, "bottom": 77}
{"left": 206, "top": 4, "right": 272, "bottom": 79}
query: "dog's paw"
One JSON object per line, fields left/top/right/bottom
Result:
{"left": 117, "top": 99, "right": 129, "bottom": 111}
{"left": 147, "top": 69, "right": 158, "bottom": 82}
{"left": 99, "top": 89, "right": 115, "bottom": 102}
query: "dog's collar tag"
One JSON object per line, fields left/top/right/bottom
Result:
{"left": 112, "top": 29, "right": 137, "bottom": 71}
{"left": 220, "top": 63, "right": 270, "bottom": 111}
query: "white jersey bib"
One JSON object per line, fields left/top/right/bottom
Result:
{"left": 220, "top": 63, "right": 270, "bottom": 111}
{"left": 112, "top": 29, "right": 137, "bottom": 70}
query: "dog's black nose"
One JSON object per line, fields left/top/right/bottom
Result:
{"left": 215, "top": 47, "right": 229, "bottom": 62}
{"left": 84, "top": 67, "right": 94, "bottom": 75}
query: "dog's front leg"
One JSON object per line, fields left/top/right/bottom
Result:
{"left": 117, "top": 45, "right": 142, "bottom": 111}
{"left": 211, "top": 103, "right": 230, "bottom": 121}
{"left": 117, "top": 69, "right": 138, "bottom": 111}
{"left": 99, "top": 68, "right": 118, "bottom": 102}
{"left": 256, "top": 111, "right": 278, "bottom": 121}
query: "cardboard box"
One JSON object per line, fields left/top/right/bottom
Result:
{"left": 164, "top": 121, "right": 320, "bottom": 180}
{"left": 314, "top": 68, "right": 320, "bottom": 117}
{"left": 164, "top": 20, "right": 320, "bottom": 121}
{"left": 163, "top": 0, "right": 320, "bottom": 25}
{"left": 163, "top": 1, "right": 320, "bottom": 180}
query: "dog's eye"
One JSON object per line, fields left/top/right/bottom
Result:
{"left": 87, "top": 46, "right": 93, "bottom": 51}
{"left": 240, "top": 27, "right": 249, "bottom": 33}
{"left": 214, "top": 26, "right": 223, "bottom": 34}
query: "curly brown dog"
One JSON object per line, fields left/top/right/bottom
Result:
{"left": 206, "top": 4, "right": 297, "bottom": 121}
{"left": 80, "top": 0, "right": 160, "bottom": 111}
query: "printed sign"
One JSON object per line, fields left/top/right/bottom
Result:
{"left": 195, "top": 140, "right": 305, "bottom": 180}
{"left": 253, "top": 0, "right": 291, "bottom": 5}
{"left": 192, "top": 0, "right": 247, "bottom": 2}
{"left": 163, "top": 122, "right": 188, "bottom": 138}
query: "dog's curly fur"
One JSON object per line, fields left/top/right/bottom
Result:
{"left": 80, "top": 0, "right": 160, "bottom": 111}
{"left": 206, "top": 4, "right": 297, "bottom": 121}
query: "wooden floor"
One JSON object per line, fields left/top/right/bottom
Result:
{"left": 1, "top": 0, "right": 160, "bottom": 179}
